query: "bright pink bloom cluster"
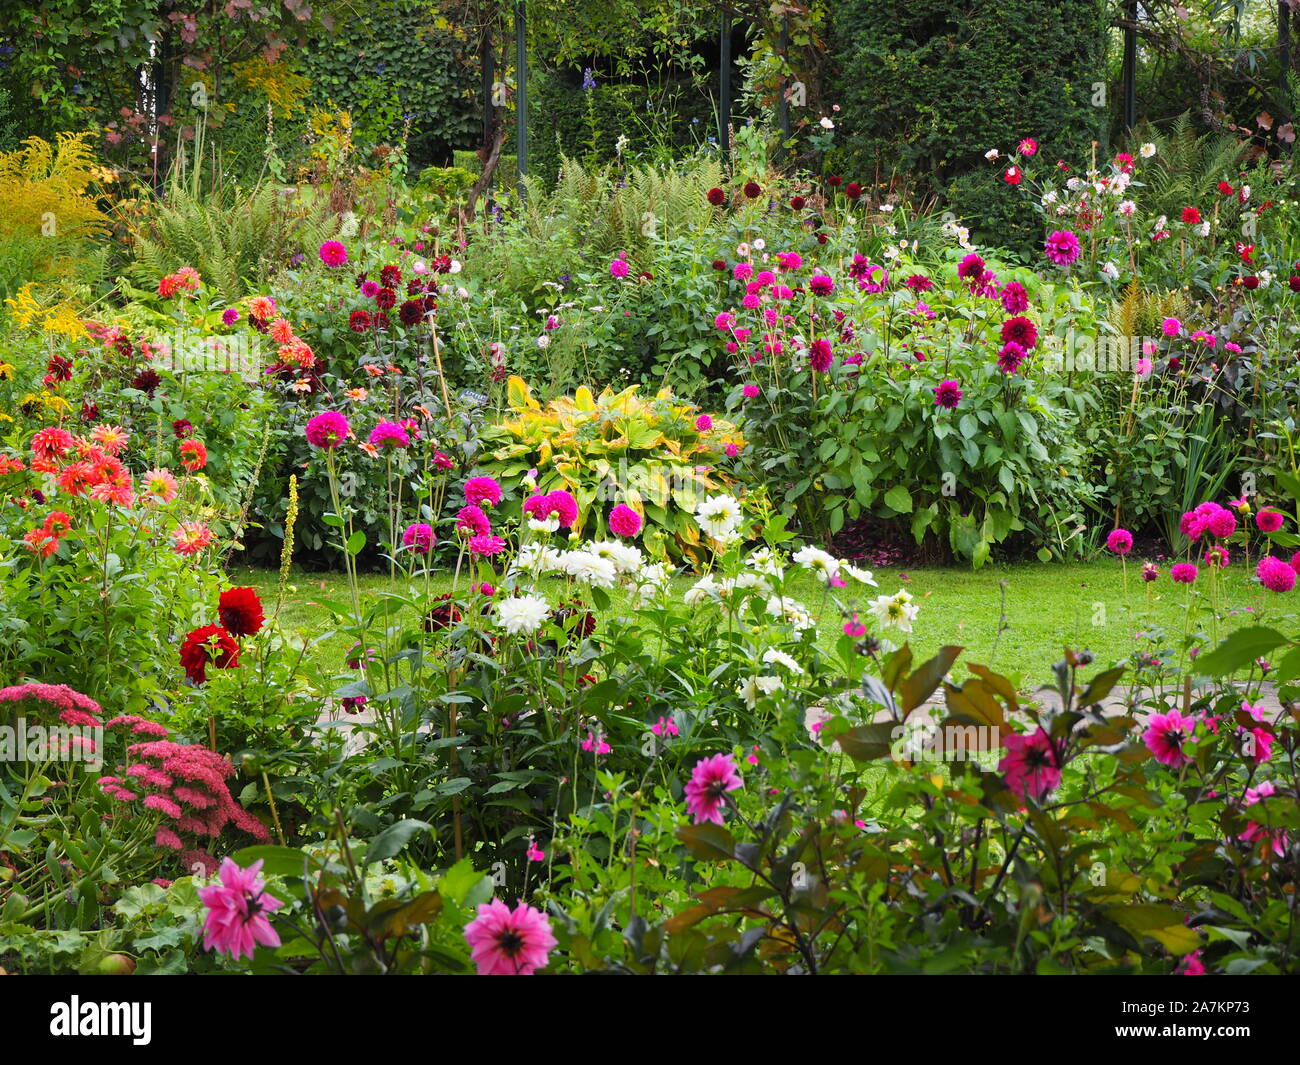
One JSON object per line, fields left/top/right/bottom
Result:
{"left": 0, "top": 683, "right": 102, "bottom": 728}
{"left": 608, "top": 503, "right": 642, "bottom": 538}
{"left": 685, "top": 753, "right": 743, "bottom": 825}
{"left": 463, "top": 898, "right": 557, "bottom": 975}
{"left": 199, "top": 858, "right": 284, "bottom": 962}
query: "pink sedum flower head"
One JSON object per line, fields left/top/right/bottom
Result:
{"left": 463, "top": 898, "right": 557, "bottom": 975}
{"left": 198, "top": 858, "right": 283, "bottom": 962}
{"left": 1143, "top": 708, "right": 1197, "bottom": 767}
{"left": 305, "top": 411, "right": 350, "bottom": 449}
{"left": 685, "top": 753, "right": 742, "bottom": 825}
{"left": 608, "top": 503, "right": 642, "bottom": 538}
{"left": 999, "top": 727, "right": 1062, "bottom": 801}
{"left": 1106, "top": 528, "right": 1133, "bottom": 555}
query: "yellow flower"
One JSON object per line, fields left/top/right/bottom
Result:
{"left": 0, "top": 361, "right": 14, "bottom": 380}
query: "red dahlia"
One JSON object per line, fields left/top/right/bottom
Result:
{"left": 218, "top": 587, "right": 265, "bottom": 638}
{"left": 179, "top": 625, "right": 240, "bottom": 684}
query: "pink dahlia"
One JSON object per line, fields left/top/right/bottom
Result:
{"left": 998, "top": 727, "right": 1062, "bottom": 801}
{"left": 695, "top": 414, "right": 713, "bottom": 432}
{"left": 1106, "top": 528, "right": 1133, "bottom": 555}
{"left": 368, "top": 420, "right": 410, "bottom": 449}
{"left": 933, "top": 379, "right": 963, "bottom": 409}
{"left": 1000, "top": 315, "right": 1038, "bottom": 350}
{"left": 469, "top": 533, "right": 507, "bottom": 556}
{"left": 685, "top": 753, "right": 743, "bottom": 825}
{"left": 548, "top": 489, "right": 578, "bottom": 528}
{"left": 610, "top": 258, "right": 630, "bottom": 279}
{"left": 305, "top": 411, "right": 350, "bottom": 449}
{"left": 1044, "top": 229, "right": 1080, "bottom": 266}
{"left": 456, "top": 504, "right": 491, "bottom": 537}
{"left": 809, "top": 338, "right": 834, "bottom": 373}
{"left": 464, "top": 476, "right": 502, "bottom": 508}
{"left": 463, "top": 898, "right": 557, "bottom": 975}
{"left": 608, "top": 504, "right": 642, "bottom": 538}
{"left": 402, "top": 522, "right": 435, "bottom": 554}
{"left": 1000, "top": 281, "right": 1029, "bottom": 314}
{"left": 318, "top": 240, "right": 348, "bottom": 267}
{"left": 198, "top": 858, "right": 283, "bottom": 961}
{"left": 1142, "top": 709, "right": 1197, "bottom": 767}
{"left": 1170, "top": 562, "right": 1198, "bottom": 584}
{"left": 1256, "top": 508, "right": 1285, "bottom": 533}
{"left": 1257, "top": 555, "right": 1296, "bottom": 593}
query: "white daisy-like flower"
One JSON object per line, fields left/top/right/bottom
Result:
{"left": 868, "top": 592, "right": 919, "bottom": 632}
{"left": 1195, "top": 221, "right": 1210, "bottom": 237}
{"left": 766, "top": 595, "right": 815, "bottom": 633}
{"left": 840, "top": 563, "right": 877, "bottom": 586}
{"left": 561, "top": 550, "right": 618, "bottom": 588}
{"left": 738, "top": 676, "right": 760, "bottom": 709}
{"left": 496, "top": 594, "right": 551, "bottom": 636}
{"left": 695, "top": 493, "right": 743, "bottom": 540}
{"left": 762, "top": 648, "right": 804, "bottom": 674}
{"left": 684, "top": 574, "right": 718, "bottom": 606}
{"left": 747, "top": 546, "right": 785, "bottom": 579}
{"left": 756, "top": 675, "right": 783, "bottom": 697}
{"left": 753, "top": 238, "right": 766, "bottom": 251}
{"left": 819, "top": 116, "right": 834, "bottom": 129}
{"left": 528, "top": 516, "right": 560, "bottom": 533}
{"left": 1041, "top": 189, "right": 1058, "bottom": 205}
{"left": 588, "top": 540, "right": 643, "bottom": 575}
{"left": 513, "top": 543, "right": 562, "bottom": 575}
{"left": 793, "top": 545, "right": 840, "bottom": 578}
{"left": 984, "top": 148, "right": 1000, "bottom": 161}
{"left": 1139, "top": 142, "right": 1156, "bottom": 158}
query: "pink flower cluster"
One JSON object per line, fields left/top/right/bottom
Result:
{"left": 99, "top": 733, "right": 269, "bottom": 851}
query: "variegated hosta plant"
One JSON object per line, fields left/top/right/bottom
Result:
{"left": 481, "top": 375, "right": 744, "bottom": 563}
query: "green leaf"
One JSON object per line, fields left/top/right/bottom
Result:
{"left": 1192, "top": 626, "right": 1288, "bottom": 677}
{"left": 345, "top": 530, "right": 367, "bottom": 555}
{"left": 676, "top": 823, "right": 736, "bottom": 863}
{"left": 883, "top": 484, "right": 913, "bottom": 514}
{"left": 364, "top": 819, "right": 432, "bottom": 863}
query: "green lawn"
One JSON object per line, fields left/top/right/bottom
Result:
{"left": 228, "top": 558, "right": 1283, "bottom": 691}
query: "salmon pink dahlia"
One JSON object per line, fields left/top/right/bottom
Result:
{"left": 463, "top": 898, "right": 557, "bottom": 975}
{"left": 173, "top": 521, "right": 213, "bottom": 556}
{"left": 199, "top": 858, "right": 283, "bottom": 962}
{"left": 685, "top": 753, "right": 743, "bottom": 825}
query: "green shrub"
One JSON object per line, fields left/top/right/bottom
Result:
{"left": 829, "top": 0, "right": 1108, "bottom": 254}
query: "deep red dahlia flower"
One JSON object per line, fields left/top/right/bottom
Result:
{"left": 180, "top": 625, "right": 240, "bottom": 684}
{"left": 218, "top": 587, "right": 265, "bottom": 638}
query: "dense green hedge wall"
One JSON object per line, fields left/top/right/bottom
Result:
{"left": 524, "top": 70, "right": 718, "bottom": 182}
{"left": 829, "top": 0, "right": 1109, "bottom": 255}
{"left": 298, "top": 0, "right": 480, "bottom": 168}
